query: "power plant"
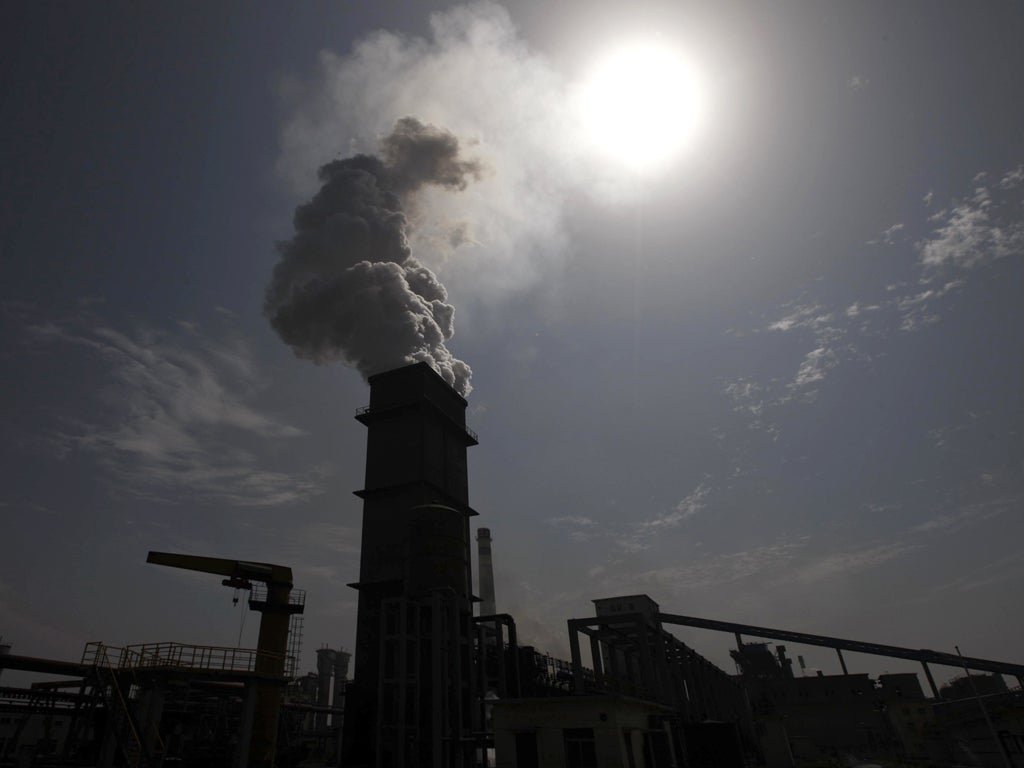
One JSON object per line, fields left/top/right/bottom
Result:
{"left": 2, "top": 361, "right": 1023, "bottom": 768}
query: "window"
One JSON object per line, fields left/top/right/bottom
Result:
{"left": 515, "top": 732, "right": 539, "bottom": 768}
{"left": 564, "top": 728, "right": 598, "bottom": 768}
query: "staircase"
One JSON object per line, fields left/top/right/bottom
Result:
{"left": 82, "top": 642, "right": 165, "bottom": 767}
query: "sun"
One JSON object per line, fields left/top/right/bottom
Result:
{"left": 579, "top": 41, "right": 703, "bottom": 173}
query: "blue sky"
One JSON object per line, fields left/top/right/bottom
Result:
{"left": 2, "top": 1, "right": 1022, "bottom": 685}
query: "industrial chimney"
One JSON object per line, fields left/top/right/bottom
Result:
{"left": 343, "top": 362, "right": 479, "bottom": 768}
{"left": 477, "top": 527, "right": 496, "bottom": 617}
{"left": 315, "top": 647, "right": 335, "bottom": 731}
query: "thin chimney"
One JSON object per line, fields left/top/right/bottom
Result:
{"left": 477, "top": 527, "right": 496, "bottom": 616}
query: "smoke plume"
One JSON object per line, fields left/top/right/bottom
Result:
{"left": 265, "top": 117, "right": 481, "bottom": 396}
{"left": 276, "top": 2, "right": 586, "bottom": 306}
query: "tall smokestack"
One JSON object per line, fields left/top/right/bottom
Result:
{"left": 343, "top": 361, "right": 478, "bottom": 767}
{"left": 477, "top": 527, "right": 496, "bottom": 617}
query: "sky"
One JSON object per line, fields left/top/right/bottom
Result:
{"left": 2, "top": 1, "right": 1022, "bottom": 689}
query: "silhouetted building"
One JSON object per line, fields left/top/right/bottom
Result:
{"left": 733, "top": 640, "right": 940, "bottom": 765}
{"left": 931, "top": 686, "right": 1024, "bottom": 767}
{"left": 942, "top": 672, "right": 1009, "bottom": 700}
{"left": 496, "top": 595, "right": 761, "bottom": 767}
{"left": 731, "top": 641, "right": 794, "bottom": 681}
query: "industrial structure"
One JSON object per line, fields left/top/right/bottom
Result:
{"left": 546, "top": 595, "right": 759, "bottom": 767}
{"left": 145, "top": 552, "right": 305, "bottom": 767}
{"left": 2, "top": 360, "right": 1024, "bottom": 768}
{"left": 342, "top": 363, "right": 480, "bottom": 768}
{"left": 0, "top": 554, "right": 342, "bottom": 768}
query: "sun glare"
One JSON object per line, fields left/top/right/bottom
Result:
{"left": 579, "top": 41, "right": 703, "bottom": 173}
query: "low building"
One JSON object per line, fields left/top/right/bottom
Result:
{"left": 492, "top": 694, "right": 676, "bottom": 768}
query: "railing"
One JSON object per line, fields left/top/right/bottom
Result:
{"left": 85, "top": 640, "right": 289, "bottom": 676}
{"left": 120, "top": 642, "right": 284, "bottom": 674}
{"left": 355, "top": 398, "right": 478, "bottom": 443}
{"left": 82, "top": 641, "right": 122, "bottom": 668}
{"left": 249, "top": 583, "right": 306, "bottom": 608}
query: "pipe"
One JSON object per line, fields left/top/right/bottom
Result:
{"left": 331, "top": 650, "right": 350, "bottom": 728}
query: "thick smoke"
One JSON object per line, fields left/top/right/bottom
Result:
{"left": 265, "top": 117, "right": 481, "bottom": 396}
{"left": 277, "top": 3, "right": 582, "bottom": 304}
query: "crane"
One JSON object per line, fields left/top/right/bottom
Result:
{"left": 146, "top": 551, "right": 304, "bottom": 768}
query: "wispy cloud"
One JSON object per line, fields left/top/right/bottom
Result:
{"left": 927, "top": 423, "right": 965, "bottom": 450}
{"left": 767, "top": 303, "right": 833, "bottom": 333}
{"left": 911, "top": 494, "right": 1019, "bottom": 534}
{"left": 777, "top": 541, "right": 922, "bottom": 585}
{"left": 999, "top": 165, "right": 1023, "bottom": 190}
{"left": 547, "top": 515, "right": 596, "bottom": 527}
{"left": 546, "top": 515, "right": 599, "bottom": 544}
{"left": 792, "top": 346, "right": 839, "bottom": 389}
{"left": 918, "top": 166, "right": 1024, "bottom": 269}
{"left": 734, "top": 164, "right": 1023, "bottom": 415}
{"left": 848, "top": 75, "right": 870, "bottom": 92}
{"left": 927, "top": 551, "right": 1024, "bottom": 596}
{"left": 624, "top": 536, "right": 812, "bottom": 593}
{"left": 637, "top": 484, "right": 710, "bottom": 532}
{"left": 844, "top": 302, "right": 881, "bottom": 318}
{"left": 628, "top": 537, "right": 919, "bottom": 595}
{"left": 763, "top": 301, "right": 847, "bottom": 392}
{"left": 29, "top": 321, "right": 324, "bottom": 507}
{"left": 581, "top": 482, "right": 1014, "bottom": 601}
{"left": 723, "top": 377, "right": 781, "bottom": 439}
{"left": 546, "top": 483, "right": 712, "bottom": 551}
{"left": 866, "top": 222, "right": 904, "bottom": 246}
{"left": 896, "top": 279, "right": 964, "bottom": 331}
